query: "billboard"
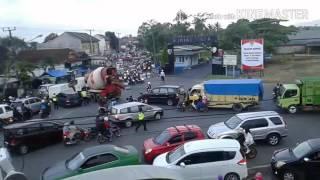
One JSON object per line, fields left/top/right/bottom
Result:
{"left": 241, "top": 39, "right": 264, "bottom": 70}
{"left": 223, "top": 55, "right": 237, "bottom": 66}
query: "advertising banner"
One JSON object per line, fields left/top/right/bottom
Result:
{"left": 241, "top": 39, "right": 264, "bottom": 70}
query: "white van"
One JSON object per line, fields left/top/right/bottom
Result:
{"left": 39, "top": 83, "right": 75, "bottom": 98}
{"left": 74, "top": 77, "right": 86, "bottom": 92}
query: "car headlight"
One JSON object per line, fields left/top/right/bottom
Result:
{"left": 275, "top": 161, "right": 286, "bottom": 168}
{"left": 145, "top": 149, "right": 152, "bottom": 154}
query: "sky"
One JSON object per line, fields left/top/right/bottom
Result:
{"left": 0, "top": 0, "right": 319, "bottom": 42}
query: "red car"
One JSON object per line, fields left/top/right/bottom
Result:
{"left": 143, "top": 125, "right": 205, "bottom": 163}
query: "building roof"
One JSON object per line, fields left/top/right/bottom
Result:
{"left": 184, "top": 139, "right": 240, "bottom": 154}
{"left": 65, "top": 32, "right": 99, "bottom": 43}
{"left": 94, "top": 34, "right": 110, "bottom": 41}
{"left": 174, "top": 45, "right": 207, "bottom": 56}
{"left": 285, "top": 27, "right": 320, "bottom": 46}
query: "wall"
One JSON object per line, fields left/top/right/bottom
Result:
{"left": 81, "top": 42, "right": 99, "bottom": 55}
{"left": 38, "top": 33, "right": 82, "bottom": 51}
{"left": 275, "top": 45, "right": 306, "bottom": 54}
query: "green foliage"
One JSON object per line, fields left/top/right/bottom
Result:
{"left": 105, "top": 31, "right": 119, "bottom": 51}
{"left": 161, "top": 47, "right": 168, "bottom": 65}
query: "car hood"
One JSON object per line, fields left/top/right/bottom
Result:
{"left": 153, "top": 152, "right": 170, "bottom": 167}
{"left": 273, "top": 148, "right": 296, "bottom": 163}
{"left": 207, "top": 122, "right": 232, "bottom": 138}
{"left": 42, "top": 161, "right": 72, "bottom": 180}
{"left": 144, "top": 138, "right": 159, "bottom": 150}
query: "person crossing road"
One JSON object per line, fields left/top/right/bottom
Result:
{"left": 135, "top": 108, "right": 147, "bottom": 132}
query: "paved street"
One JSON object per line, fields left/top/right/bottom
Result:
{"left": 8, "top": 64, "right": 320, "bottom": 180}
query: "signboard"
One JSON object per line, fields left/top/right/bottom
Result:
{"left": 223, "top": 55, "right": 237, "bottom": 66}
{"left": 241, "top": 39, "right": 264, "bottom": 70}
{"left": 172, "top": 35, "right": 218, "bottom": 46}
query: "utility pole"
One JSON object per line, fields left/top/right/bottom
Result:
{"left": 85, "top": 29, "right": 94, "bottom": 54}
{"left": 116, "top": 32, "right": 121, "bottom": 52}
{"left": 2, "top": 27, "right": 16, "bottom": 40}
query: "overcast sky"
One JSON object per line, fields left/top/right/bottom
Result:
{"left": 0, "top": 0, "right": 319, "bottom": 42}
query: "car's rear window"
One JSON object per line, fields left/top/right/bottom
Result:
{"left": 269, "top": 117, "right": 283, "bottom": 125}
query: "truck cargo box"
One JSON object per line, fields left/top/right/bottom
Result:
{"left": 299, "top": 77, "right": 320, "bottom": 105}
{"left": 203, "top": 79, "right": 263, "bottom": 99}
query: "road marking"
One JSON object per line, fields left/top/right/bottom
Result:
{"left": 248, "top": 164, "right": 270, "bottom": 170}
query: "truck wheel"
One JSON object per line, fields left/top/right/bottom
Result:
{"left": 232, "top": 104, "right": 243, "bottom": 112}
{"left": 288, "top": 105, "right": 298, "bottom": 114}
{"left": 124, "top": 120, "right": 133, "bottom": 128}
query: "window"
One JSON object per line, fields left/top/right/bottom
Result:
{"left": 183, "top": 132, "right": 197, "bottom": 141}
{"left": 25, "top": 123, "right": 41, "bottom": 134}
{"left": 41, "top": 122, "right": 58, "bottom": 129}
{"left": 24, "top": 100, "right": 30, "bottom": 105}
{"left": 178, "top": 151, "right": 236, "bottom": 165}
{"left": 129, "top": 106, "right": 139, "bottom": 113}
{"left": 152, "top": 88, "right": 160, "bottom": 94}
{"left": 81, "top": 154, "right": 117, "bottom": 169}
{"left": 159, "top": 88, "right": 168, "bottom": 94}
{"left": 4, "top": 106, "right": 11, "bottom": 112}
{"left": 169, "top": 135, "right": 182, "bottom": 144}
{"left": 225, "top": 116, "right": 243, "bottom": 129}
{"left": 154, "top": 130, "right": 171, "bottom": 145}
{"left": 120, "top": 108, "right": 128, "bottom": 114}
{"left": 269, "top": 117, "right": 283, "bottom": 125}
{"left": 241, "top": 119, "right": 268, "bottom": 129}
{"left": 284, "top": 90, "right": 298, "bottom": 98}
{"left": 167, "top": 88, "right": 176, "bottom": 93}
{"left": 0, "top": 108, "right": 3, "bottom": 114}
{"left": 28, "top": 99, "right": 36, "bottom": 104}
{"left": 293, "top": 141, "right": 312, "bottom": 159}
{"left": 35, "top": 98, "right": 41, "bottom": 103}
{"left": 140, "top": 105, "right": 152, "bottom": 111}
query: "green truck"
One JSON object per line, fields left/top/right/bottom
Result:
{"left": 277, "top": 77, "right": 320, "bottom": 113}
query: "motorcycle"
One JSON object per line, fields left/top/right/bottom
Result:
{"left": 177, "top": 102, "right": 187, "bottom": 112}
{"left": 187, "top": 101, "right": 208, "bottom": 112}
{"left": 63, "top": 123, "right": 96, "bottom": 145}
{"left": 218, "top": 131, "right": 257, "bottom": 159}
{"left": 97, "top": 118, "right": 121, "bottom": 144}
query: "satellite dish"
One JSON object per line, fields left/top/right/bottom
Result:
{"left": 212, "top": 47, "right": 217, "bottom": 53}
{"left": 4, "top": 171, "right": 27, "bottom": 180}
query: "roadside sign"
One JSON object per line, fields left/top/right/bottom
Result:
{"left": 241, "top": 39, "right": 264, "bottom": 70}
{"left": 223, "top": 55, "right": 237, "bottom": 66}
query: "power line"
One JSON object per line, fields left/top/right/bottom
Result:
{"left": 2, "top": 27, "right": 16, "bottom": 39}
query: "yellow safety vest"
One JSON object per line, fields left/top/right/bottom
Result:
{"left": 138, "top": 112, "right": 145, "bottom": 121}
{"left": 81, "top": 91, "right": 87, "bottom": 97}
{"left": 52, "top": 96, "right": 57, "bottom": 102}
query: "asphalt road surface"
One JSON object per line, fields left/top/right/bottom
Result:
{"left": 7, "top": 64, "right": 320, "bottom": 180}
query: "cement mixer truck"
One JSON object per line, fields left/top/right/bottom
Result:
{"left": 85, "top": 67, "right": 124, "bottom": 100}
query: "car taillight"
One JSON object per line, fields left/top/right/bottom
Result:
{"left": 237, "top": 159, "right": 247, "bottom": 165}
{"left": 10, "top": 139, "right": 16, "bottom": 146}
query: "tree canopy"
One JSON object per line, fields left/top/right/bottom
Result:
{"left": 105, "top": 31, "right": 119, "bottom": 51}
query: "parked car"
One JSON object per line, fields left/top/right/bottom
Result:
{"left": 108, "top": 102, "right": 163, "bottom": 128}
{"left": 271, "top": 138, "right": 320, "bottom": 180}
{"left": 138, "top": 85, "right": 183, "bottom": 106}
{"left": 207, "top": 111, "right": 288, "bottom": 146}
{"left": 57, "top": 92, "right": 82, "bottom": 107}
{"left": 0, "top": 104, "right": 13, "bottom": 120}
{"left": 153, "top": 139, "right": 248, "bottom": 180}
{"left": 11, "top": 97, "right": 42, "bottom": 113}
{"left": 143, "top": 125, "right": 205, "bottom": 163}
{"left": 41, "top": 145, "right": 140, "bottom": 180}
{"left": 3, "top": 120, "right": 63, "bottom": 154}
{"left": 63, "top": 165, "right": 185, "bottom": 180}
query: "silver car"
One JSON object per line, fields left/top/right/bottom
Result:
{"left": 108, "top": 102, "right": 163, "bottom": 128}
{"left": 207, "top": 111, "right": 288, "bottom": 146}
{"left": 12, "top": 97, "right": 42, "bottom": 113}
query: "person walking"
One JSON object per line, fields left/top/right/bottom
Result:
{"left": 146, "top": 82, "right": 152, "bottom": 92}
{"left": 135, "top": 108, "right": 147, "bottom": 132}
{"left": 52, "top": 93, "right": 59, "bottom": 110}
{"left": 81, "top": 88, "right": 89, "bottom": 105}
{"left": 160, "top": 70, "right": 165, "bottom": 82}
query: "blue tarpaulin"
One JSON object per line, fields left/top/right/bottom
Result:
{"left": 44, "top": 70, "right": 68, "bottom": 78}
{"left": 203, "top": 79, "right": 264, "bottom": 98}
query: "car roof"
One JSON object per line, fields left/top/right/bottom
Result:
{"left": 3, "top": 120, "right": 61, "bottom": 129}
{"left": 0, "top": 104, "right": 9, "bottom": 107}
{"left": 112, "top": 102, "right": 145, "bottom": 109}
{"left": 13, "top": 97, "right": 39, "bottom": 102}
{"left": 167, "top": 125, "right": 202, "bottom": 134}
{"left": 184, "top": 139, "right": 240, "bottom": 154}
{"left": 82, "top": 145, "right": 129, "bottom": 157}
{"left": 63, "top": 165, "right": 185, "bottom": 180}
{"left": 308, "top": 138, "right": 320, "bottom": 150}
{"left": 236, "top": 111, "right": 280, "bottom": 120}
{"left": 156, "top": 85, "right": 181, "bottom": 89}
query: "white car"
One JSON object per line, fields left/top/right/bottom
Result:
{"left": 0, "top": 104, "right": 13, "bottom": 120}
{"left": 153, "top": 139, "right": 248, "bottom": 180}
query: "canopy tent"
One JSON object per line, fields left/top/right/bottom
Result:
{"left": 41, "top": 70, "right": 68, "bottom": 78}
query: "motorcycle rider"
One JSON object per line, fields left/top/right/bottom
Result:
{"left": 236, "top": 128, "right": 254, "bottom": 154}
{"left": 273, "top": 83, "right": 281, "bottom": 99}
{"left": 146, "top": 82, "right": 152, "bottom": 92}
{"left": 127, "top": 95, "right": 134, "bottom": 102}
{"left": 67, "top": 120, "right": 80, "bottom": 140}
{"left": 103, "top": 117, "right": 113, "bottom": 142}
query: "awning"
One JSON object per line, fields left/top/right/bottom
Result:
{"left": 42, "top": 70, "right": 68, "bottom": 78}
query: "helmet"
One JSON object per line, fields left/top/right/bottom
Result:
{"left": 70, "top": 120, "right": 75, "bottom": 125}
{"left": 148, "top": 82, "right": 151, "bottom": 84}
{"left": 41, "top": 100, "right": 45, "bottom": 103}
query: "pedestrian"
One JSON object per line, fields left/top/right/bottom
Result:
{"left": 146, "top": 82, "right": 152, "bottom": 92}
{"left": 135, "top": 108, "right": 147, "bottom": 132}
{"left": 52, "top": 93, "right": 59, "bottom": 110}
{"left": 160, "top": 69, "right": 165, "bottom": 82}
{"left": 81, "top": 87, "right": 89, "bottom": 105}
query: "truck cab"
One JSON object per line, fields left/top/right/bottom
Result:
{"left": 188, "top": 84, "right": 204, "bottom": 102}
{"left": 278, "top": 84, "right": 300, "bottom": 113}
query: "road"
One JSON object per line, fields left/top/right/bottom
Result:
{"left": 9, "top": 64, "right": 320, "bottom": 180}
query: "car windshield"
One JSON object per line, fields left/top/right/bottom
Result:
{"left": 280, "top": 86, "right": 286, "bottom": 97}
{"left": 224, "top": 116, "right": 242, "bottom": 129}
{"left": 66, "top": 152, "right": 85, "bottom": 170}
{"left": 292, "top": 141, "right": 312, "bottom": 159}
{"left": 111, "top": 108, "right": 118, "bottom": 115}
{"left": 153, "top": 130, "right": 171, "bottom": 145}
{"left": 167, "top": 145, "right": 186, "bottom": 163}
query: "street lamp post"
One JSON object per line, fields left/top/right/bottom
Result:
{"left": 27, "top": 34, "right": 43, "bottom": 42}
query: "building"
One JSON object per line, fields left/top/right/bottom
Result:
{"left": 94, "top": 34, "right": 112, "bottom": 55}
{"left": 38, "top": 32, "right": 100, "bottom": 55}
{"left": 276, "top": 27, "right": 320, "bottom": 54}
{"left": 173, "top": 45, "right": 207, "bottom": 73}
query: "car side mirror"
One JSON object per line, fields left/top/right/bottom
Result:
{"left": 304, "top": 157, "right": 310, "bottom": 162}
{"left": 179, "top": 162, "right": 186, "bottom": 167}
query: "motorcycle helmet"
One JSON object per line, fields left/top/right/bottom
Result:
{"left": 70, "top": 120, "right": 75, "bottom": 125}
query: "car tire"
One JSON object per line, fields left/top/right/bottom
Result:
{"left": 267, "top": 133, "right": 281, "bottom": 146}
{"left": 124, "top": 120, "right": 133, "bottom": 128}
{"left": 154, "top": 113, "right": 162, "bottom": 120}
{"left": 282, "top": 170, "right": 297, "bottom": 180}
{"left": 232, "top": 104, "right": 243, "bottom": 112}
{"left": 224, "top": 173, "right": 240, "bottom": 180}
{"left": 19, "top": 145, "right": 29, "bottom": 155}
{"left": 167, "top": 99, "right": 173, "bottom": 106}
{"left": 288, "top": 105, "right": 298, "bottom": 114}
